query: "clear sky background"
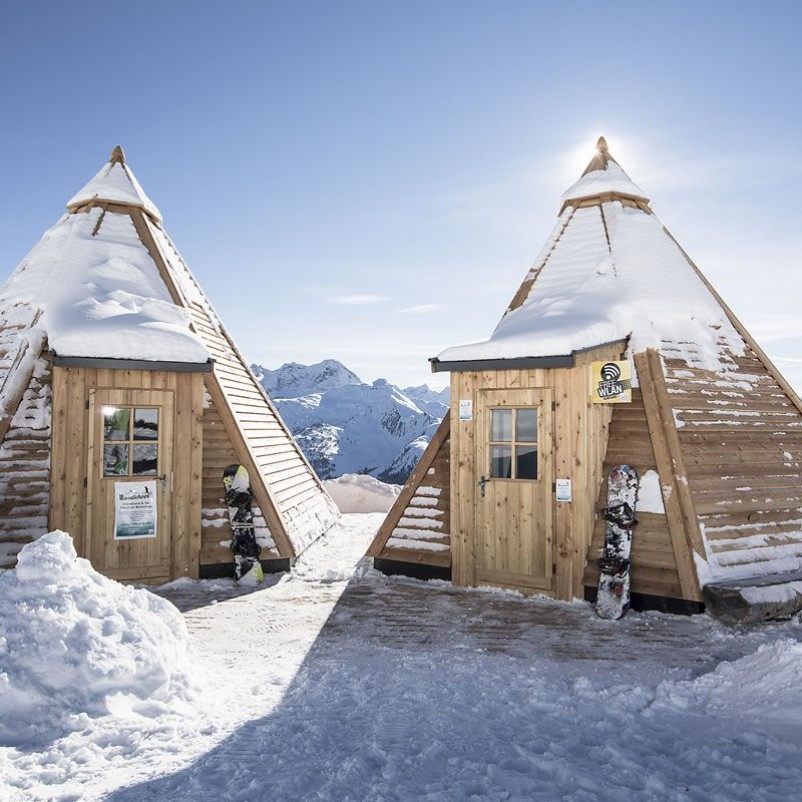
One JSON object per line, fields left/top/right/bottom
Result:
{"left": 1, "top": 1, "right": 801, "bottom": 390}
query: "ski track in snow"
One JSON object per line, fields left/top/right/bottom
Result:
{"left": 2, "top": 513, "right": 802, "bottom": 801}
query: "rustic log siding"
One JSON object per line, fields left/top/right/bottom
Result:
{"left": 0, "top": 357, "right": 51, "bottom": 567}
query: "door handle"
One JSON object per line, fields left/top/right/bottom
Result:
{"left": 478, "top": 475, "right": 487, "bottom": 497}
{"left": 158, "top": 474, "right": 168, "bottom": 494}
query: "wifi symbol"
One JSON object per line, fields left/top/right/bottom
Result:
{"left": 600, "top": 363, "right": 621, "bottom": 381}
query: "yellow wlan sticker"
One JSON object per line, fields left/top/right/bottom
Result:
{"left": 591, "top": 360, "right": 632, "bottom": 404}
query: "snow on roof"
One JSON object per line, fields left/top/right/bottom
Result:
{"left": 0, "top": 207, "right": 208, "bottom": 364}
{"left": 437, "top": 141, "right": 743, "bottom": 371}
{"left": 66, "top": 147, "right": 162, "bottom": 222}
{"left": 560, "top": 160, "right": 648, "bottom": 206}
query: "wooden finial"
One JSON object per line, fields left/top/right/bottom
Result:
{"left": 110, "top": 145, "right": 126, "bottom": 165}
{"left": 597, "top": 136, "right": 609, "bottom": 153}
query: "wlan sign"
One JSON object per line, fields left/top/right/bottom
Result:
{"left": 591, "top": 360, "right": 632, "bottom": 404}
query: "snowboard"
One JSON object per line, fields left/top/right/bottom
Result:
{"left": 222, "top": 463, "right": 264, "bottom": 584}
{"left": 595, "top": 464, "right": 638, "bottom": 620}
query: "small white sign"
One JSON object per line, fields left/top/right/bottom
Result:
{"left": 114, "top": 480, "right": 158, "bottom": 539}
{"left": 555, "top": 478, "right": 572, "bottom": 502}
{"left": 458, "top": 399, "right": 473, "bottom": 421}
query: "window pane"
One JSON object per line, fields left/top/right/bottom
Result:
{"left": 516, "top": 446, "right": 538, "bottom": 480}
{"left": 490, "top": 409, "right": 512, "bottom": 442}
{"left": 490, "top": 445, "right": 512, "bottom": 478}
{"left": 133, "top": 408, "right": 159, "bottom": 441}
{"left": 516, "top": 409, "right": 538, "bottom": 443}
{"left": 104, "top": 444, "right": 129, "bottom": 476}
{"left": 132, "top": 443, "right": 158, "bottom": 476}
{"left": 103, "top": 408, "right": 130, "bottom": 442}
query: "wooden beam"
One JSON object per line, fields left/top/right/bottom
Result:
{"left": 0, "top": 326, "right": 45, "bottom": 447}
{"left": 367, "top": 415, "right": 450, "bottom": 558}
{"left": 378, "top": 545, "right": 451, "bottom": 568}
{"left": 635, "top": 350, "right": 702, "bottom": 602}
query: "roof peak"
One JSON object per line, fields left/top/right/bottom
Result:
{"left": 561, "top": 136, "right": 649, "bottom": 210}
{"left": 65, "top": 148, "right": 162, "bottom": 222}
{"left": 580, "top": 135, "right": 620, "bottom": 177}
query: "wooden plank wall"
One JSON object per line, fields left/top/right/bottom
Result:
{"left": 48, "top": 366, "right": 204, "bottom": 580}
{"left": 371, "top": 419, "right": 451, "bottom": 568}
{"left": 583, "top": 388, "right": 684, "bottom": 599}
{"left": 0, "top": 355, "right": 51, "bottom": 568}
{"left": 449, "top": 343, "right": 620, "bottom": 601}
{"left": 663, "top": 341, "right": 802, "bottom": 579}
{"left": 201, "top": 391, "right": 280, "bottom": 566}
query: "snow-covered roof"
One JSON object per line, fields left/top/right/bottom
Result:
{"left": 560, "top": 160, "right": 648, "bottom": 207}
{"left": 0, "top": 149, "right": 208, "bottom": 364}
{"left": 436, "top": 138, "right": 742, "bottom": 372}
{"left": 66, "top": 146, "right": 162, "bottom": 222}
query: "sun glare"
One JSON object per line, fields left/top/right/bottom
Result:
{"left": 558, "top": 131, "right": 643, "bottom": 181}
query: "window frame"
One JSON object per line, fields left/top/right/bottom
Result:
{"left": 101, "top": 405, "right": 161, "bottom": 479}
{"left": 488, "top": 406, "right": 539, "bottom": 481}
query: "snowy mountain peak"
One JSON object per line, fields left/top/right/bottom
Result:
{"left": 252, "top": 359, "right": 362, "bottom": 398}
{"left": 252, "top": 359, "right": 447, "bottom": 483}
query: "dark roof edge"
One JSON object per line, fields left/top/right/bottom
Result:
{"left": 429, "top": 339, "right": 627, "bottom": 373}
{"left": 50, "top": 352, "right": 214, "bottom": 373}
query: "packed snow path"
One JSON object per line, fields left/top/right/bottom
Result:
{"left": 2, "top": 514, "right": 802, "bottom": 801}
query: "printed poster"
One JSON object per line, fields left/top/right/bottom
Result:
{"left": 458, "top": 399, "right": 473, "bottom": 421}
{"left": 590, "top": 360, "right": 632, "bottom": 404}
{"left": 114, "top": 481, "right": 158, "bottom": 539}
{"left": 555, "top": 478, "right": 572, "bottom": 502}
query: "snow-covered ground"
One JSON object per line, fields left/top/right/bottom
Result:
{"left": 324, "top": 473, "right": 401, "bottom": 513}
{"left": 2, "top": 515, "right": 802, "bottom": 801}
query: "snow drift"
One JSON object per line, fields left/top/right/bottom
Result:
{"left": 651, "top": 637, "right": 802, "bottom": 727}
{"left": 0, "top": 531, "right": 195, "bottom": 746}
{"left": 324, "top": 474, "right": 401, "bottom": 513}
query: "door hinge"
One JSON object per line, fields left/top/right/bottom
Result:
{"left": 83, "top": 477, "right": 87, "bottom": 488}
{"left": 552, "top": 481, "right": 557, "bottom": 492}
{"left": 85, "top": 400, "right": 90, "bottom": 410}
{"left": 552, "top": 563, "right": 557, "bottom": 574}
{"left": 552, "top": 400, "right": 556, "bottom": 411}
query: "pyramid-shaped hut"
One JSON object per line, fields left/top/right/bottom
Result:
{"left": 369, "top": 137, "right": 802, "bottom": 620}
{"left": 0, "top": 147, "right": 338, "bottom": 582}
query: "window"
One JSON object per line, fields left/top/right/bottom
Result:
{"left": 102, "top": 407, "right": 159, "bottom": 477}
{"left": 489, "top": 407, "right": 538, "bottom": 480}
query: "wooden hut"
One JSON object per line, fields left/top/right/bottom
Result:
{"left": 369, "top": 137, "right": 802, "bottom": 620}
{"left": 0, "top": 146, "right": 338, "bottom": 583}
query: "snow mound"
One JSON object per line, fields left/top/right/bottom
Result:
{"left": 324, "top": 474, "right": 401, "bottom": 513}
{"left": 0, "top": 531, "right": 195, "bottom": 746}
{"left": 651, "top": 638, "right": 802, "bottom": 725}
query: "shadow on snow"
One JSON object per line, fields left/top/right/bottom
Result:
{"left": 104, "top": 572, "right": 801, "bottom": 802}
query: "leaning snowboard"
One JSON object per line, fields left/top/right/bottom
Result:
{"left": 595, "top": 464, "right": 638, "bottom": 620}
{"left": 222, "top": 463, "right": 264, "bottom": 584}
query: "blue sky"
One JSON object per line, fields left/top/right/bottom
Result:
{"left": 1, "top": 1, "right": 801, "bottom": 390}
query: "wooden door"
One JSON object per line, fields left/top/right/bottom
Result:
{"left": 474, "top": 388, "right": 553, "bottom": 591}
{"left": 86, "top": 388, "right": 174, "bottom": 581}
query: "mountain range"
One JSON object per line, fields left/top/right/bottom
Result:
{"left": 251, "top": 360, "right": 450, "bottom": 484}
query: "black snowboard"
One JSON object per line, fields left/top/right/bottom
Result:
{"left": 596, "top": 464, "right": 638, "bottom": 620}
{"left": 222, "top": 463, "right": 264, "bottom": 583}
